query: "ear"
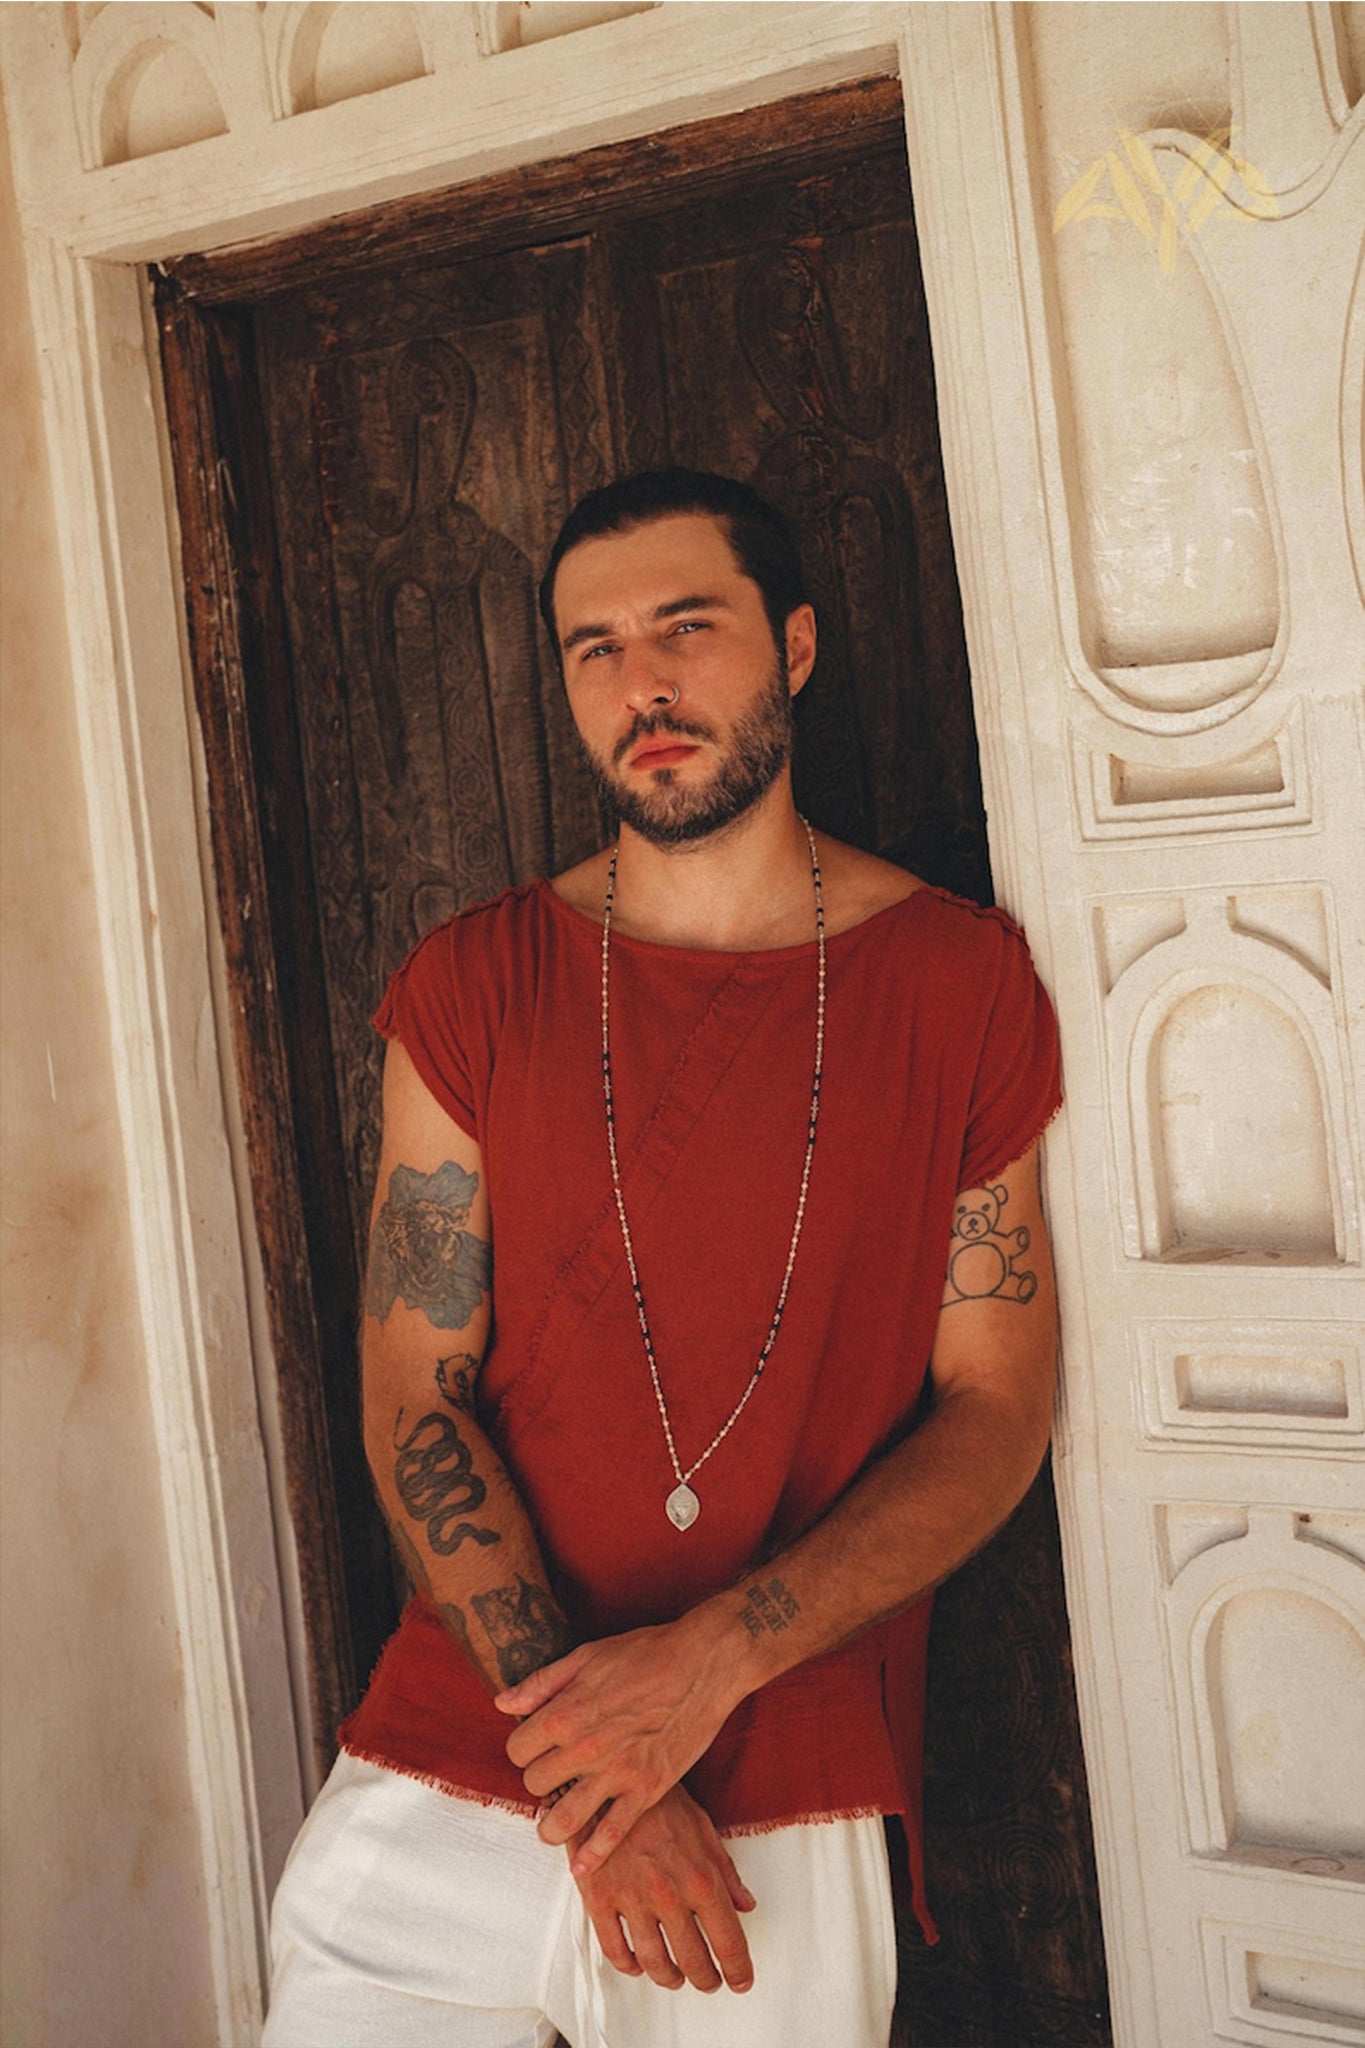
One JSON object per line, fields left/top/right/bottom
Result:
{"left": 784, "top": 603, "right": 817, "bottom": 696}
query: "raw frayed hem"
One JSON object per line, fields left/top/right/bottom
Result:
{"left": 336, "top": 1741, "right": 538, "bottom": 1821}
{"left": 718, "top": 1803, "right": 897, "bottom": 1839}
{"left": 967, "top": 1090, "right": 1065, "bottom": 1189}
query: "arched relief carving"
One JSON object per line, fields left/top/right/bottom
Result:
{"left": 1101, "top": 892, "right": 1358, "bottom": 1264}
{"left": 1019, "top": 5, "right": 1289, "bottom": 740}
{"left": 1163, "top": 1506, "right": 1365, "bottom": 1874}
{"left": 261, "top": 1, "right": 432, "bottom": 120}
{"left": 71, "top": 2, "right": 227, "bottom": 168}
{"left": 1050, "top": 217, "right": 1284, "bottom": 735}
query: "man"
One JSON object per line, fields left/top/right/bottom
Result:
{"left": 265, "top": 470, "right": 1061, "bottom": 2047}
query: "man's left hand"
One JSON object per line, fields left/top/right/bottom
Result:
{"left": 495, "top": 1615, "right": 740, "bottom": 1876}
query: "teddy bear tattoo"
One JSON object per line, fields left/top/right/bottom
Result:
{"left": 942, "top": 1183, "right": 1037, "bottom": 1306}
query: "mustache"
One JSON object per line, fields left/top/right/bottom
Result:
{"left": 612, "top": 710, "right": 716, "bottom": 767}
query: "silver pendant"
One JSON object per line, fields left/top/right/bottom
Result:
{"left": 666, "top": 1483, "right": 700, "bottom": 1531}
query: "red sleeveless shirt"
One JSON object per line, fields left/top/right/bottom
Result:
{"left": 340, "top": 879, "right": 1062, "bottom": 1941}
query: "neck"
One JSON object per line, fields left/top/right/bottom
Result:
{"left": 609, "top": 781, "right": 815, "bottom": 950}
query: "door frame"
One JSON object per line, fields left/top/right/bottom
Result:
{"left": 1, "top": 6, "right": 1141, "bottom": 2039}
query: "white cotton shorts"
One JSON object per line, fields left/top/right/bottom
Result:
{"left": 263, "top": 1752, "right": 898, "bottom": 2048}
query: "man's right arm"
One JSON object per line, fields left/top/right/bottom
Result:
{"left": 362, "top": 1039, "right": 570, "bottom": 1694}
{"left": 360, "top": 1038, "right": 756, "bottom": 1995}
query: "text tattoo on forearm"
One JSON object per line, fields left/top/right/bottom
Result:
{"left": 738, "top": 1577, "right": 800, "bottom": 1638}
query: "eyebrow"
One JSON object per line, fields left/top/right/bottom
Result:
{"left": 560, "top": 594, "right": 730, "bottom": 655}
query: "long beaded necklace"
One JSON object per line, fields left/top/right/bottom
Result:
{"left": 600, "top": 819, "right": 826, "bottom": 1531}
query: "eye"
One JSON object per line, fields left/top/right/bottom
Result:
{"left": 578, "top": 641, "right": 618, "bottom": 663}
{"left": 670, "top": 619, "right": 709, "bottom": 636}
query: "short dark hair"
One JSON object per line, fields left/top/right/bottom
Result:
{"left": 538, "top": 468, "right": 807, "bottom": 658}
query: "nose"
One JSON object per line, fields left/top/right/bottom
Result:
{"left": 626, "top": 680, "right": 680, "bottom": 710}
{"left": 621, "top": 654, "right": 680, "bottom": 712}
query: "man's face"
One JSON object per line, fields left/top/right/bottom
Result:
{"left": 551, "top": 512, "right": 813, "bottom": 847}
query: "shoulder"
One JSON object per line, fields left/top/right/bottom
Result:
{"left": 382, "top": 881, "right": 549, "bottom": 999}
{"left": 910, "top": 885, "right": 1032, "bottom": 956}
{"left": 854, "top": 878, "right": 1048, "bottom": 1030}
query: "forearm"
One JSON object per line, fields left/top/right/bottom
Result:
{"left": 682, "top": 1377, "right": 1053, "bottom": 1714}
{"left": 503, "top": 1370, "right": 1053, "bottom": 1868}
{"left": 364, "top": 1324, "right": 574, "bottom": 1694}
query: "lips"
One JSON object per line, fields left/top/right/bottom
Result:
{"left": 630, "top": 741, "right": 700, "bottom": 770}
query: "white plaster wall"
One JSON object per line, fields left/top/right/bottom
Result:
{"left": 0, "top": 89, "right": 218, "bottom": 2048}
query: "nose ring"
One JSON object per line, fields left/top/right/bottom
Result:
{"left": 659, "top": 685, "right": 680, "bottom": 706}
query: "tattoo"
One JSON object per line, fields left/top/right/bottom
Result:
{"left": 471, "top": 1575, "right": 572, "bottom": 1688}
{"left": 941, "top": 1181, "right": 1037, "bottom": 1308}
{"left": 366, "top": 1161, "right": 491, "bottom": 1329}
{"left": 436, "top": 1352, "right": 479, "bottom": 1412}
{"left": 392, "top": 1407, "right": 500, "bottom": 1556}
{"left": 738, "top": 1577, "right": 800, "bottom": 1638}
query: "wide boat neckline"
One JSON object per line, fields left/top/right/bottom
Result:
{"left": 538, "top": 872, "right": 941, "bottom": 963}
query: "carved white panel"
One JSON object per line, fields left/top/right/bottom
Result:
{"left": 71, "top": 2, "right": 228, "bottom": 167}
{"left": 1138, "top": 1321, "right": 1365, "bottom": 1453}
{"left": 1101, "top": 890, "right": 1359, "bottom": 1265}
{"left": 1164, "top": 1507, "right": 1365, "bottom": 1874}
{"left": 474, "top": 1, "right": 657, "bottom": 55}
{"left": 1202, "top": 1919, "right": 1365, "bottom": 2045}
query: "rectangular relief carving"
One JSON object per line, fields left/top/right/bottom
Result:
{"left": 1202, "top": 1919, "right": 1365, "bottom": 2045}
{"left": 1073, "top": 705, "right": 1313, "bottom": 841}
{"left": 1139, "top": 1322, "right": 1364, "bottom": 1453}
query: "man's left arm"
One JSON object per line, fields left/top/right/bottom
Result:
{"left": 501, "top": 1141, "right": 1058, "bottom": 1876}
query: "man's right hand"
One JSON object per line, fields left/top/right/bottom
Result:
{"left": 572, "top": 1784, "right": 756, "bottom": 1994}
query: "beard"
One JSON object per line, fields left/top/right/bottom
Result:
{"left": 581, "top": 655, "right": 794, "bottom": 848}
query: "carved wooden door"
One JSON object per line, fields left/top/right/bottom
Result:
{"left": 166, "top": 91, "right": 1108, "bottom": 2047}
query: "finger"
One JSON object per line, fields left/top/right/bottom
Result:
{"left": 535, "top": 1782, "right": 609, "bottom": 1846}
{"left": 505, "top": 1709, "right": 579, "bottom": 1770}
{"left": 661, "top": 1911, "right": 722, "bottom": 1995}
{"left": 627, "top": 1919, "right": 685, "bottom": 1992}
{"left": 522, "top": 1750, "right": 580, "bottom": 1799}
{"left": 494, "top": 1646, "right": 587, "bottom": 1718}
{"left": 711, "top": 1838, "right": 757, "bottom": 1914}
{"left": 589, "top": 1907, "right": 642, "bottom": 1979}
{"left": 566, "top": 1794, "right": 643, "bottom": 1875}
{"left": 698, "top": 1898, "right": 754, "bottom": 1994}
